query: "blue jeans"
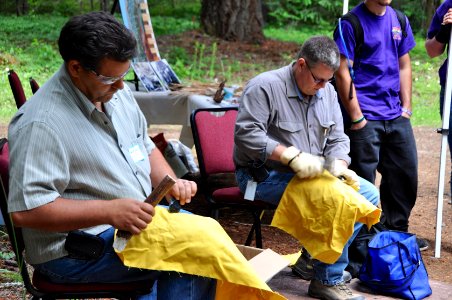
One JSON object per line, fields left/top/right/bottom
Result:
{"left": 236, "top": 168, "right": 379, "bottom": 285}
{"left": 33, "top": 207, "right": 216, "bottom": 300}
{"left": 346, "top": 117, "right": 417, "bottom": 232}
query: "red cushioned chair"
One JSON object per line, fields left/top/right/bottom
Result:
{"left": 7, "top": 70, "right": 27, "bottom": 109}
{"left": 0, "top": 138, "right": 153, "bottom": 299}
{"left": 190, "top": 107, "right": 276, "bottom": 248}
{"left": 29, "top": 77, "right": 40, "bottom": 94}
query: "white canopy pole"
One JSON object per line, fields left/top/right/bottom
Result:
{"left": 435, "top": 28, "right": 452, "bottom": 258}
{"left": 343, "top": 0, "right": 349, "bottom": 15}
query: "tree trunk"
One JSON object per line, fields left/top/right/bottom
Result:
{"left": 100, "top": 0, "right": 109, "bottom": 12}
{"left": 15, "top": 0, "right": 28, "bottom": 16}
{"left": 423, "top": 0, "right": 441, "bottom": 33}
{"left": 201, "top": 0, "right": 264, "bottom": 44}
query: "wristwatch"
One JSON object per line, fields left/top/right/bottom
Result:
{"left": 402, "top": 108, "right": 412, "bottom": 116}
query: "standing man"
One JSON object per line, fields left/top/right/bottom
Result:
{"left": 7, "top": 12, "right": 215, "bottom": 299}
{"left": 333, "top": 0, "right": 428, "bottom": 250}
{"left": 425, "top": 0, "right": 452, "bottom": 197}
{"left": 234, "top": 35, "right": 379, "bottom": 300}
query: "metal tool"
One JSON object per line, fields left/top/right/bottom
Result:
{"left": 168, "top": 198, "right": 181, "bottom": 213}
{"left": 113, "top": 175, "right": 176, "bottom": 251}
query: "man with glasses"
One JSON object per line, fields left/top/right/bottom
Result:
{"left": 333, "top": 0, "right": 427, "bottom": 251}
{"left": 7, "top": 11, "right": 215, "bottom": 300}
{"left": 234, "top": 36, "right": 379, "bottom": 300}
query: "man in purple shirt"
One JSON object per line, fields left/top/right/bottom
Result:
{"left": 334, "top": 0, "right": 428, "bottom": 250}
{"left": 425, "top": 0, "right": 452, "bottom": 199}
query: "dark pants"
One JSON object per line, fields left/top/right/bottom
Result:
{"left": 347, "top": 116, "right": 418, "bottom": 232}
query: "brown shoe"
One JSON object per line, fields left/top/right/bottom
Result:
{"left": 308, "top": 279, "right": 365, "bottom": 300}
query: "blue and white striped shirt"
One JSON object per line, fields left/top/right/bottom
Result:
{"left": 8, "top": 64, "right": 155, "bottom": 264}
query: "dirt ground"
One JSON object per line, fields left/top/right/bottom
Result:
{"left": 1, "top": 30, "right": 452, "bottom": 297}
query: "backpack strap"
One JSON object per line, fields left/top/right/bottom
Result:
{"left": 335, "top": 12, "right": 362, "bottom": 100}
{"left": 393, "top": 8, "right": 407, "bottom": 38}
{"left": 334, "top": 12, "right": 364, "bottom": 68}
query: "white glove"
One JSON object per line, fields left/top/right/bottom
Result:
{"left": 329, "top": 159, "right": 360, "bottom": 191}
{"left": 280, "top": 146, "right": 324, "bottom": 179}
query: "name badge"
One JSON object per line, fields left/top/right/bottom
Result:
{"left": 129, "top": 144, "right": 145, "bottom": 162}
{"left": 244, "top": 180, "right": 257, "bottom": 201}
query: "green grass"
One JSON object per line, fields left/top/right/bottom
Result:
{"left": 0, "top": 14, "right": 446, "bottom": 127}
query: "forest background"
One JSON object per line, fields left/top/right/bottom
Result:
{"left": 0, "top": 0, "right": 447, "bottom": 126}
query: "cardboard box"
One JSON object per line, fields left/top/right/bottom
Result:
{"left": 236, "top": 244, "right": 290, "bottom": 283}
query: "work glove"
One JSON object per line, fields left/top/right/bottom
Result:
{"left": 329, "top": 159, "right": 360, "bottom": 191}
{"left": 435, "top": 23, "right": 451, "bottom": 44}
{"left": 280, "top": 146, "right": 324, "bottom": 179}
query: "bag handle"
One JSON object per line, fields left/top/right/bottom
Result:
{"left": 361, "top": 260, "right": 420, "bottom": 292}
{"left": 360, "top": 239, "right": 421, "bottom": 291}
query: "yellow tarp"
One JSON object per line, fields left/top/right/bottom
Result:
{"left": 271, "top": 171, "right": 381, "bottom": 264}
{"left": 116, "top": 207, "right": 286, "bottom": 300}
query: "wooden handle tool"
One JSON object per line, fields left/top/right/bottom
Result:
{"left": 113, "top": 175, "right": 176, "bottom": 251}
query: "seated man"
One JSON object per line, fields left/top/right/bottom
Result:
{"left": 7, "top": 12, "right": 215, "bottom": 300}
{"left": 234, "top": 36, "right": 379, "bottom": 300}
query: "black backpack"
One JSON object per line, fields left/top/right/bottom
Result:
{"left": 333, "top": 8, "right": 408, "bottom": 127}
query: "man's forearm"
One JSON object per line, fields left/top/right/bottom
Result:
{"left": 11, "top": 197, "right": 114, "bottom": 231}
{"left": 335, "top": 57, "right": 364, "bottom": 121}
{"left": 425, "top": 37, "right": 446, "bottom": 58}
{"left": 399, "top": 54, "right": 413, "bottom": 112}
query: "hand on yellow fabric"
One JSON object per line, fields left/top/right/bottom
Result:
{"left": 280, "top": 146, "right": 324, "bottom": 179}
{"left": 339, "top": 169, "right": 360, "bottom": 191}
{"left": 329, "top": 159, "right": 360, "bottom": 191}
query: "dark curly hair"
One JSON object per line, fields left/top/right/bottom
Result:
{"left": 58, "top": 11, "right": 137, "bottom": 72}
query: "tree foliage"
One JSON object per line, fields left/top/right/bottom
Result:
{"left": 263, "top": 0, "right": 441, "bottom": 35}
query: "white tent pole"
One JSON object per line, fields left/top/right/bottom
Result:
{"left": 343, "top": 0, "right": 349, "bottom": 15}
{"left": 435, "top": 28, "right": 452, "bottom": 258}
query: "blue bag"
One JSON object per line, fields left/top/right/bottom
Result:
{"left": 358, "top": 231, "right": 432, "bottom": 300}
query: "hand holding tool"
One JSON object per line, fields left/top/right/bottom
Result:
{"left": 113, "top": 175, "right": 176, "bottom": 251}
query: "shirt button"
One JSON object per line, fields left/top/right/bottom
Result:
{"left": 309, "top": 124, "right": 312, "bottom": 128}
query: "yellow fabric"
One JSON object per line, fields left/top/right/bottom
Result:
{"left": 283, "top": 251, "right": 302, "bottom": 266}
{"left": 271, "top": 171, "right": 381, "bottom": 264}
{"left": 116, "top": 207, "right": 286, "bottom": 300}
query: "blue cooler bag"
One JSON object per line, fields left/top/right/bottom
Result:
{"left": 358, "top": 231, "right": 432, "bottom": 300}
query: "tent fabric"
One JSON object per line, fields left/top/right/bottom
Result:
{"left": 115, "top": 207, "right": 285, "bottom": 300}
{"left": 271, "top": 171, "right": 381, "bottom": 264}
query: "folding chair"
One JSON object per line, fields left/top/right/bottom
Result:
{"left": 7, "top": 69, "right": 27, "bottom": 109}
{"left": 0, "top": 138, "right": 153, "bottom": 300}
{"left": 190, "top": 107, "right": 276, "bottom": 248}
{"left": 29, "top": 77, "right": 40, "bottom": 94}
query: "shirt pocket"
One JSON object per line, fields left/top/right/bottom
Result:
{"left": 278, "top": 121, "right": 303, "bottom": 133}
{"left": 319, "top": 121, "right": 336, "bottom": 151}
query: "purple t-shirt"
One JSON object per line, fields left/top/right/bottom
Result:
{"left": 427, "top": 0, "right": 452, "bottom": 87}
{"left": 334, "top": 3, "right": 416, "bottom": 120}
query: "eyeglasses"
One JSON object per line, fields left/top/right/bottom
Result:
{"left": 305, "top": 62, "right": 333, "bottom": 84}
{"left": 89, "top": 65, "right": 131, "bottom": 85}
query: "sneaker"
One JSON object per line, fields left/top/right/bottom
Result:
{"left": 292, "top": 251, "right": 352, "bottom": 283}
{"left": 417, "top": 237, "right": 429, "bottom": 252}
{"left": 308, "top": 279, "right": 365, "bottom": 300}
